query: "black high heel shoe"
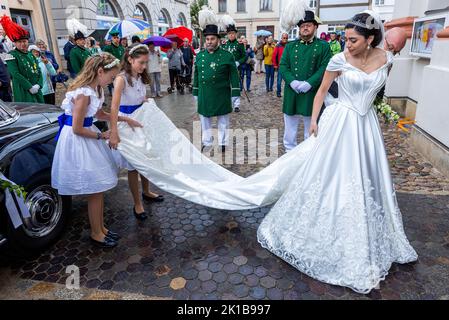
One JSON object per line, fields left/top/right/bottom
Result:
{"left": 90, "top": 236, "right": 117, "bottom": 248}
{"left": 142, "top": 193, "right": 164, "bottom": 202}
{"left": 105, "top": 230, "right": 121, "bottom": 241}
{"left": 133, "top": 206, "right": 148, "bottom": 220}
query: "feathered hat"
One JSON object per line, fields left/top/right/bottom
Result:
{"left": 66, "top": 18, "right": 88, "bottom": 41}
{"left": 199, "top": 6, "right": 220, "bottom": 37}
{"left": 280, "top": 0, "right": 321, "bottom": 33}
{"left": 0, "top": 15, "right": 29, "bottom": 42}
{"left": 220, "top": 15, "right": 238, "bottom": 33}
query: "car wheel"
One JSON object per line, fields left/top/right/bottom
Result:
{"left": 6, "top": 171, "right": 71, "bottom": 255}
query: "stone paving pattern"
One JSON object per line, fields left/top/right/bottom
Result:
{"left": 1, "top": 72, "right": 449, "bottom": 300}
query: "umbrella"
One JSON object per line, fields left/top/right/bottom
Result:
{"left": 105, "top": 18, "right": 152, "bottom": 40}
{"left": 160, "top": 26, "right": 194, "bottom": 52}
{"left": 142, "top": 36, "right": 172, "bottom": 47}
{"left": 254, "top": 29, "right": 272, "bottom": 37}
{"left": 163, "top": 26, "right": 193, "bottom": 43}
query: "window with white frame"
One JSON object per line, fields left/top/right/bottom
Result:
{"left": 237, "top": 0, "right": 246, "bottom": 12}
{"left": 219, "top": 0, "right": 227, "bottom": 13}
{"left": 260, "top": 0, "right": 272, "bottom": 11}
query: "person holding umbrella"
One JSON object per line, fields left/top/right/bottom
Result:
{"left": 146, "top": 41, "right": 162, "bottom": 98}
{"left": 193, "top": 7, "right": 240, "bottom": 153}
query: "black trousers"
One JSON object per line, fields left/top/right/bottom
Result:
{"left": 0, "top": 87, "right": 12, "bottom": 102}
{"left": 169, "top": 69, "right": 181, "bottom": 90}
{"left": 44, "top": 93, "right": 55, "bottom": 105}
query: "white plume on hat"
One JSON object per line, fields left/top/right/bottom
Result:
{"left": 280, "top": 0, "right": 309, "bottom": 33}
{"left": 199, "top": 6, "right": 218, "bottom": 30}
{"left": 219, "top": 15, "right": 236, "bottom": 32}
{"left": 66, "top": 18, "right": 88, "bottom": 37}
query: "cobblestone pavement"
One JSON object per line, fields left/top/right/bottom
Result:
{"left": 1, "top": 72, "right": 449, "bottom": 300}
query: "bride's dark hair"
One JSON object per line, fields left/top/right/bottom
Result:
{"left": 345, "top": 13, "right": 383, "bottom": 48}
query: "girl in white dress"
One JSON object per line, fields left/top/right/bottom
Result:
{"left": 109, "top": 44, "right": 164, "bottom": 220}
{"left": 52, "top": 53, "right": 139, "bottom": 248}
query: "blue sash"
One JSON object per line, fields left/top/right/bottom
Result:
{"left": 55, "top": 114, "right": 94, "bottom": 141}
{"left": 119, "top": 104, "right": 142, "bottom": 114}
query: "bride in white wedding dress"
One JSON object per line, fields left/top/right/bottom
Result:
{"left": 116, "top": 11, "right": 417, "bottom": 294}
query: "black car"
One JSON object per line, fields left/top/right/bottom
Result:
{"left": 0, "top": 99, "right": 72, "bottom": 255}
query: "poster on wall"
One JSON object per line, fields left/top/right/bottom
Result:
{"left": 410, "top": 14, "right": 448, "bottom": 58}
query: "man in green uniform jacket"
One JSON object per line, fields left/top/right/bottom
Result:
{"left": 70, "top": 30, "right": 92, "bottom": 76}
{"left": 103, "top": 31, "right": 125, "bottom": 61}
{"left": 193, "top": 10, "right": 241, "bottom": 153}
{"left": 221, "top": 15, "right": 246, "bottom": 110}
{"left": 0, "top": 15, "right": 43, "bottom": 103}
{"left": 103, "top": 31, "right": 124, "bottom": 94}
{"left": 280, "top": 10, "right": 332, "bottom": 151}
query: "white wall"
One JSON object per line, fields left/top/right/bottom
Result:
{"left": 415, "top": 40, "right": 449, "bottom": 147}
{"left": 387, "top": 0, "right": 449, "bottom": 149}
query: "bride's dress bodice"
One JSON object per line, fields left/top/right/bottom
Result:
{"left": 328, "top": 51, "right": 393, "bottom": 116}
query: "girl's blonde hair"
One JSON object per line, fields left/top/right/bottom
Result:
{"left": 121, "top": 43, "right": 151, "bottom": 87}
{"left": 68, "top": 52, "right": 120, "bottom": 96}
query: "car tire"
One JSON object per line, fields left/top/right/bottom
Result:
{"left": 5, "top": 171, "right": 72, "bottom": 256}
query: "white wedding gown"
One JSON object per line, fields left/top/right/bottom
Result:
{"left": 117, "top": 51, "right": 417, "bottom": 294}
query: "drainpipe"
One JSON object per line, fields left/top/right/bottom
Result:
{"left": 39, "top": 0, "right": 54, "bottom": 53}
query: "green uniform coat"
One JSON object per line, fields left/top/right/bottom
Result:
{"left": 5, "top": 49, "right": 44, "bottom": 103}
{"left": 221, "top": 39, "right": 247, "bottom": 66}
{"left": 280, "top": 37, "right": 332, "bottom": 116}
{"left": 70, "top": 45, "right": 92, "bottom": 75}
{"left": 193, "top": 47, "right": 241, "bottom": 117}
{"left": 103, "top": 43, "right": 125, "bottom": 61}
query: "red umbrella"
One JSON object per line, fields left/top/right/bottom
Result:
{"left": 161, "top": 26, "right": 193, "bottom": 52}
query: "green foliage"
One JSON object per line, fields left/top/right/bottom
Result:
{"left": 0, "top": 179, "right": 27, "bottom": 199}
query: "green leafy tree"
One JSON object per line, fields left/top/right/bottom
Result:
{"left": 190, "top": 0, "right": 209, "bottom": 47}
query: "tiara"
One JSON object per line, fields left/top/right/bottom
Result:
{"left": 350, "top": 17, "right": 381, "bottom": 30}
{"left": 104, "top": 58, "right": 120, "bottom": 69}
{"left": 129, "top": 44, "right": 148, "bottom": 55}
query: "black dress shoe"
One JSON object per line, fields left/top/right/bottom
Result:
{"left": 106, "top": 230, "right": 121, "bottom": 241}
{"left": 90, "top": 237, "right": 117, "bottom": 248}
{"left": 142, "top": 193, "right": 164, "bottom": 202}
{"left": 133, "top": 207, "right": 148, "bottom": 220}
{"left": 234, "top": 107, "right": 240, "bottom": 113}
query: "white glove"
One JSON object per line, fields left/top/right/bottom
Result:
{"left": 298, "top": 81, "right": 312, "bottom": 93}
{"left": 235, "top": 61, "right": 240, "bottom": 68}
{"left": 29, "top": 84, "right": 40, "bottom": 95}
{"left": 232, "top": 97, "right": 240, "bottom": 108}
{"left": 290, "top": 80, "right": 303, "bottom": 94}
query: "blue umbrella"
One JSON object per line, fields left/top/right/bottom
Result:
{"left": 254, "top": 29, "right": 272, "bottom": 37}
{"left": 143, "top": 36, "right": 173, "bottom": 47}
{"left": 105, "top": 18, "right": 151, "bottom": 39}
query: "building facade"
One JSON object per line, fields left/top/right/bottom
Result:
{"left": 210, "top": 0, "right": 282, "bottom": 46}
{"left": 384, "top": 0, "right": 449, "bottom": 176}
{"left": 0, "top": 0, "right": 59, "bottom": 57}
{"left": 372, "top": 0, "right": 396, "bottom": 22}
{"left": 51, "top": 0, "right": 191, "bottom": 56}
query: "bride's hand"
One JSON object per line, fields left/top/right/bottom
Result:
{"left": 125, "top": 118, "right": 143, "bottom": 129}
{"left": 109, "top": 131, "right": 120, "bottom": 149}
{"left": 309, "top": 121, "right": 318, "bottom": 137}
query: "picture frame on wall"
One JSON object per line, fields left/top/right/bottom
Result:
{"left": 410, "top": 13, "right": 448, "bottom": 58}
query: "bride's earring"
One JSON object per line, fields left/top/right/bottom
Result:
{"left": 367, "top": 44, "right": 371, "bottom": 50}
